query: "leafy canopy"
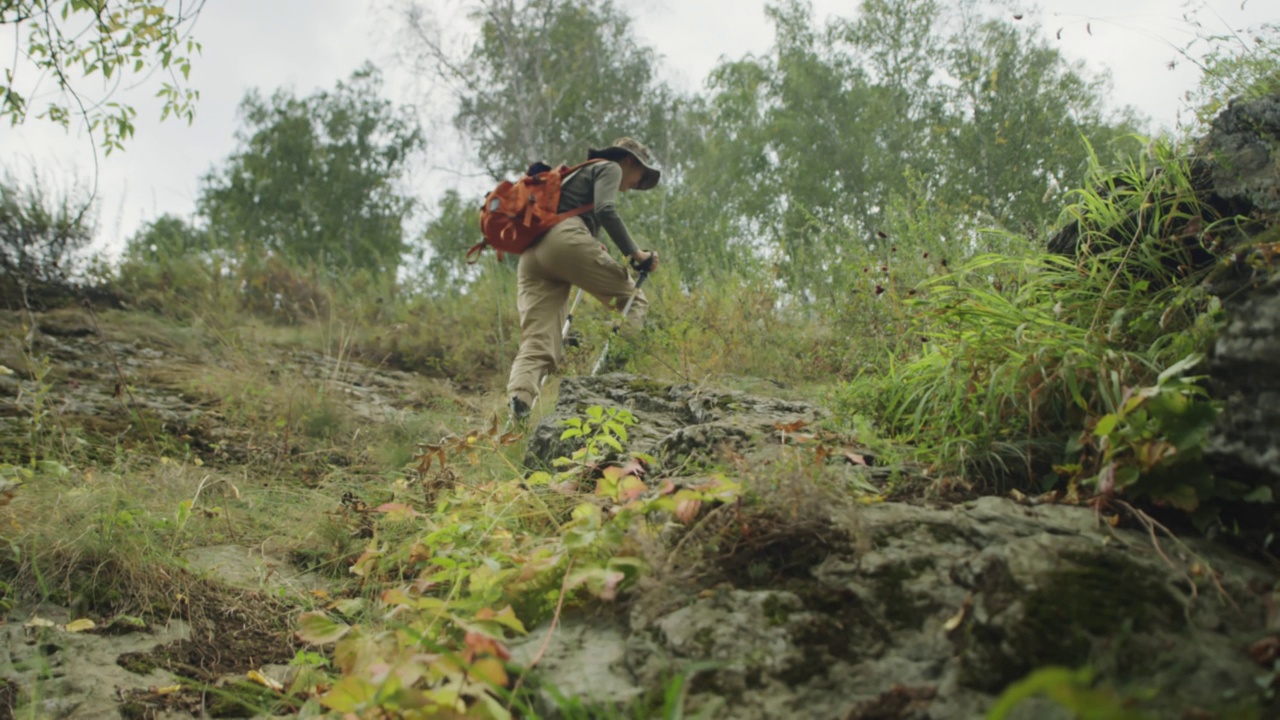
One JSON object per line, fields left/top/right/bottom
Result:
{"left": 198, "top": 65, "right": 424, "bottom": 274}
{"left": 0, "top": 0, "right": 203, "bottom": 154}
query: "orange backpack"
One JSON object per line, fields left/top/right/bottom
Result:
{"left": 468, "top": 159, "right": 604, "bottom": 263}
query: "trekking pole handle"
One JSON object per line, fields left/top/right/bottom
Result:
{"left": 629, "top": 251, "right": 657, "bottom": 273}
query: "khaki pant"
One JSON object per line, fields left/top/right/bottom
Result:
{"left": 506, "top": 217, "right": 647, "bottom": 404}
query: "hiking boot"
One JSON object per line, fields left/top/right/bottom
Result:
{"left": 510, "top": 396, "right": 531, "bottom": 422}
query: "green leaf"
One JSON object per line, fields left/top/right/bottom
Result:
{"left": 1157, "top": 354, "right": 1202, "bottom": 385}
{"left": 320, "top": 675, "right": 377, "bottom": 713}
{"left": 1093, "top": 414, "right": 1119, "bottom": 438}
{"left": 1243, "top": 486, "right": 1273, "bottom": 504}
{"left": 478, "top": 605, "right": 527, "bottom": 635}
{"left": 1113, "top": 464, "right": 1140, "bottom": 489}
{"left": 296, "top": 611, "right": 351, "bottom": 645}
{"left": 1156, "top": 483, "right": 1200, "bottom": 512}
{"left": 34, "top": 460, "right": 70, "bottom": 477}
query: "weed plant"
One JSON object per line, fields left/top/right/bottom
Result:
{"left": 838, "top": 139, "right": 1255, "bottom": 522}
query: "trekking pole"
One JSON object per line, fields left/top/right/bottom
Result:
{"left": 591, "top": 270, "right": 649, "bottom": 376}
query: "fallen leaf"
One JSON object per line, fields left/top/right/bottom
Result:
{"left": 151, "top": 684, "right": 183, "bottom": 695}
{"left": 773, "top": 420, "right": 808, "bottom": 433}
{"left": 375, "top": 502, "right": 421, "bottom": 521}
{"left": 23, "top": 617, "right": 55, "bottom": 629}
{"left": 599, "top": 570, "right": 627, "bottom": 602}
{"left": 248, "top": 669, "right": 284, "bottom": 692}
{"left": 64, "top": 618, "right": 96, "bottom": 633}
{"left": 843, "top": 451, "right": 867, "bottom": 466}
{"left": 463, "top": 630, "right": 512, "bottom": 661}
{"left": 1247, "top": 635, "right": 1280, "bottom": 666}
{"left": 943, "top": 596, "right": 973, "bottom": 632}
{"left": 615, "top": 457, "right": 647, "bottom": 477}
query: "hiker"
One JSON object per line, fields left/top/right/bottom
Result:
{"left": 506, "top": 137, "right": 662, "bottom": 420}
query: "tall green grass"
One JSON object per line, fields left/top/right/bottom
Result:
{"left": 838, "top": 138, "right": 1235, "bottom": 504}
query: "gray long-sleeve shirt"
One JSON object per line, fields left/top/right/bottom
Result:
{"left": 556, "top": 160, "right": 639, "bottom": 257}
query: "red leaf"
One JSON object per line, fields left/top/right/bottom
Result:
{"left": 773, "top": 420, "right": 808, "bottom": 433}
{"left": 600, "top": 570, "right": 626, "bottom": 601}
{"left": 1098, "top": 463, "right": 1116, "bottom": 495}
{"left": 616, "top": 457, "right": 647, "bottom": 477}
{"left": 675, "top": 495, "right": 702, "bottom": 524}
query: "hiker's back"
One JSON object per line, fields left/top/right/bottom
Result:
{"left": 469, "top": 159, "right": 604, "bottom": 263}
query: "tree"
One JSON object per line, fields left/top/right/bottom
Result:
{"left": 0, "top": 171, "right": 95, "bottom": 286}
{"left": 0, "top": 0, "right": 202, "bottom": 154}
{"left": 198, "top": 65, "right": 423, "bottom": 274}
{"left": 939, "top": 4, "right": 1139, "bottom": 229}
{"left": 414, "top": 189, "right": 480, "bottom": 292}
{"left": 679, "top": 0, "right": 1140, "bottom": 298}
{"left": 122, "top": 213, "right": 206, "bottom": 264}
{"left": 397, "top": 0, "right": 669, "bottom": 177}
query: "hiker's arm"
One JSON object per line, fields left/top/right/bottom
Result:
{"left": 592, "top": 163, "right": 640, "bottom": 257}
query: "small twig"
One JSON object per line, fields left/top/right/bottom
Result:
{"left": 664, "top": 501, "right": 731, "bottom": 575}
{"left": 1113, "top": 499, "right": 1235, "bottom": 608}
{"left": 527, "top": 557, "right": 574, "bottom": 670}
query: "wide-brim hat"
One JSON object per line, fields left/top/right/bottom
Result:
{"left": 587, "top": 137, "right": 661, "bottom": 190}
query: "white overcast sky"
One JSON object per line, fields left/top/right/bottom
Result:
{"left": 0, "top": 0, "right": 1274, "bottom": 255}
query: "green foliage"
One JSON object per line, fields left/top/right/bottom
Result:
{"left": 122, "top": 213, "right": 208, "bottom": 264}
{"left": 558, "top": 405, "right": 634, "bottom": 463}
{"left": 1068, "top": 359, "right": 1221, "bottom": 514}
{"left": 664, "top": 0, "right": 1137, "bottom": 296}
{"left": 288, "top": 405, "right": 744, "bottom": 716}
{"left": 987, "top": 666, "right": 1152, "bottom": 720}
{"left": 198, "top": 64, "right": 423, "bottom": 274}
{"left": 414, "top": 188, "right": 484, "bottom": 293}
{"left": 400, "top": 0, "right": 671, "bottom": 175}
{"left": 845, "top": 139, "right": 1242, "bottom": 517}
{"left": 1184, "top": 18, "right": 1280, "bottom": 126}
{"left": 0, "top": 0, "right": 201, "bottom": 154}
{"left": 0, "top": 171, "right": 95, "bottom": 286}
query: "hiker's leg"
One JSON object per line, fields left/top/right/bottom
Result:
{"left": 540, "top": 218, "right": 648, "bottom": 332}
{"left": 506, "top": 252, "right": 570, "bottom": 405}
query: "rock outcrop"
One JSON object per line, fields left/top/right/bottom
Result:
{"left": 515, "top": 375, "right": 1279, "bottom": 719}
{"left": 1200, "top": 92, "right": 1280, "bottom": 490}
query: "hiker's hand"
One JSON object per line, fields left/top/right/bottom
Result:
{"left": 630, "top": 250, "right": 658, "bottom": 273}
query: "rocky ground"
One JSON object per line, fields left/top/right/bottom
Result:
{"left": 513, "top": 376, "right": 1280, "bottom": 720}
{"left": 0, "top": 302, "right": 1278, "bottom": 718}
{"left": 0, "top": 307, "right": 450, "bottom": 719}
